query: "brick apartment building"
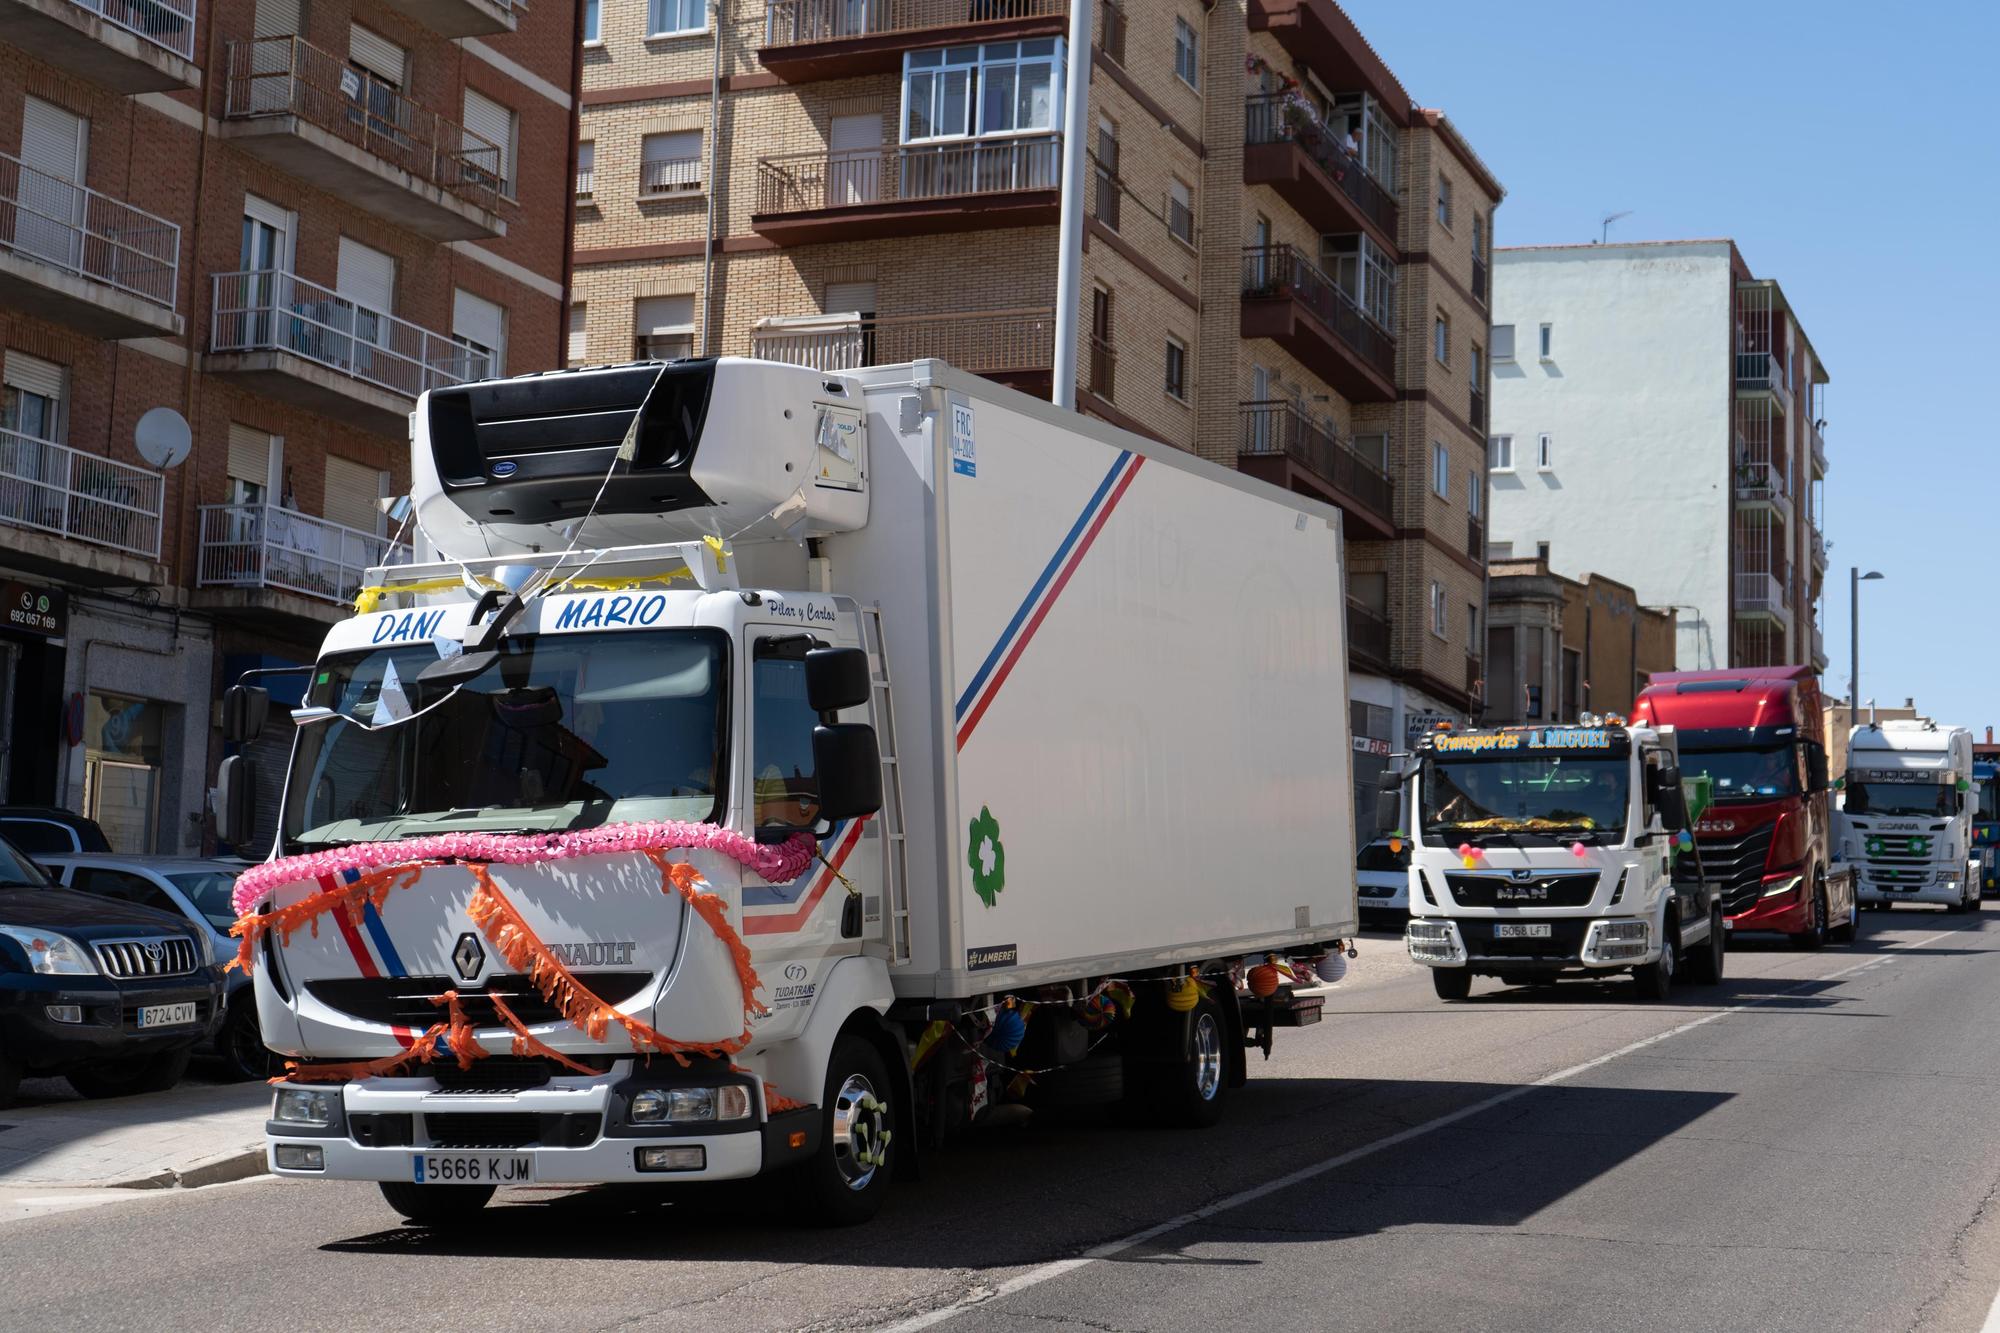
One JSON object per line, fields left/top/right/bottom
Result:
{"left": 571, "top": 0, "right": 1504, "bottom": 837}
{"left": 1486, "top": 240, "right": 1830, "bottom": 679}
{"left": 0, "top": 0, "right": 579, "bottom": 851}
{"left": 1481, "top": 558, "right": 1676, "bottom": 728}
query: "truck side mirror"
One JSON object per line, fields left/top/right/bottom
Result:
{"left": 805, "top": 647, "right": 871, "bottom": 714}
{"left": 1805, "top": 745, "right": 1829, "bottom": 793}
{"left": 216, "top": 753, "right": 261, "bottom": 850}
{"left": 221, "top": 685, "right": 271, "bottom": 743}
{"left": 1652, "top": 764, "right": 1690, "bottom": 829}
{"left": 813, "top": 723, "right": 882, "bottom": 823}
{"left": 1374, "top": 782, "right": 1401, "bottom": 834}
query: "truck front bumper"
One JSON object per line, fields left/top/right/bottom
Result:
{"left": 269, "top": 1129, "right": 767, "bottom": 1184}
{"left": 1405, "top": 916, "right": 1659, "bottom": 971}
{"left": 1857, "top": 873, "right": 1965, "bottom": 908}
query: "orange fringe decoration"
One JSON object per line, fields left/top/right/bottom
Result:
{"left": 764, "top": 1084, "right": 807, "bottom": 1113}
{"left": 644, "top": 849, "right": 769, "bottom": 1027}
{"left": 487, "top": 990, "right": 600, "bottom": 1076}
{"left": 230, "top": 866, "right": 428, "bottom": 976}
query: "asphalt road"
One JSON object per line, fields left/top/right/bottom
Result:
{"left": 7, "top": 907, "right": 2000, "bottom": 1333}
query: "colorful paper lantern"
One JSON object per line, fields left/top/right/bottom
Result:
{"left": 1388, "top": 837, "right": 1404, "bottom": 855}
{"left": 1570, "top": 842, "right": 1587, "bottom": 858}
{"left": 1248, "top": 956, "right": 1283, "bottom": 997}
{"left": 987, "top": 1004, "right": 1026, "bottom": 1055}
{"left": 1165, "top": 971, "right": 1201, "bottom": 1012}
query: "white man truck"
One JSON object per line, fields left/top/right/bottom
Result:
{"left": 217, "top": 357, "right": 1358, "bottom": 1226}
{"left": 1844, "top": 720, "right": 1979, "bottom": 912}
{"left": 1398, "top": 722, "right": 1725, "bottom": 1002}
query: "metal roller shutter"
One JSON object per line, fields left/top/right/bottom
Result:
{"left": 2, "top": 351, "right": 66, "bottom": 402}
{"left": 335, "top": 237, "right": 395, "bottom": 315}
{"left": 322, "top": 455, "right": 381, "bottom": 534}
{"left": 347, "top": 24, "right": 406, "bottom": 85}
{"left": 452, "top": 289, "right": 506, "bottom": 372}
{"left": 226, "top": 423, "right": 272, "bottom": 486}
{"left": 461, "top": 90, "right": 515, "bottom": 192}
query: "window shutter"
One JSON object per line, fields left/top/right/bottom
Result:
{"left": 322, "top": 455, "right": 381, "bottom": 533}
{"left": 335, "top": 237, "right": 396, "bottom": 315}
{"left": 20, "top": 97, "right": 85, "bottom": 183}
{"left": 633, "top": 294, "right": 694, "bottom": 335}
{"left": 347, "top": 24, "right": 406, "bottom": 85}
{"left": 461, "top": 90, "right": 515, "bottom": 190}
{"left": 567, "top": 305, "right": 587, "bottom": 363}
{"left": 823, "top": 282, "right": 876, "bottom": 316}
{"left": 642, "top": 130, "right": 701, "bottom": 164}
{"left": 226, "top": 423, "right": 272, "bottom": 486}
{"left": 252, "top": 0, "right": 300, "bottom": 37}
{"left": 3, "top": 352, "right": 66, "bottom": 402}
{"left": 452, "top": 289, "right": 506, "bottom": 371}
{"left": 1491, "top": 324, "right": 1515, "bottom": 361}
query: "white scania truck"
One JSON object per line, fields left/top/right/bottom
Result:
{"left": 1398, "top": 721, "right": 1725, "bottom": 1001}
{"left": 220, "top": 358, "right": 1358, "bottom": 1226}
{"left": 1844, "top": 720, "right": 1979, "bottom": 912}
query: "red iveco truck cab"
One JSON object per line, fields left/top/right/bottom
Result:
{"left": 1631, "top": 666, "right": 1849, "bottom": 947}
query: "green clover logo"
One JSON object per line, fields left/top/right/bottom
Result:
{"left": 968, "top": 806, "right": 1005, "bottom": 908}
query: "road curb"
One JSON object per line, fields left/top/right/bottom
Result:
{"left": 107, "top": 1147, "right": 268, "bottom": 1192}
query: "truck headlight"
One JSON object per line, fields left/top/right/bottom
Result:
{"left": 630, "top": 1086, "right": 752, "bottom": 1124}
{"left": 1761, "top": 875, "right": 1804, "bottom": 900}
{"left": 273, "top": 1088, "right": 337, "bottom": 1126}
{"left": 0, "top": 927, "right": 98, "bottom": 975}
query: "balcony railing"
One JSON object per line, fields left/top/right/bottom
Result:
{"left": 1238, "top": 400, "right": 1391, "bottom": 522}
{"left": 0, "top": 427, "right": 164, "bottom": 559}
{"left": 575, "top": 167, "right": 594, "bottom": 199}
{"left": 51, "top": 0, "right": 196, "bottom": 58}
{"left": 1472, "top": 254, "right": 1488, "bottom": 304}
{"left": 210, "top": 270, "right": 490, "bottom": 399}
{"left": 198, "top": 503, "right": 410, "bottom": 606}
{"left": 1087, "top": 334, "right": 1115, "bottom": 400}
{"left": 1810, "top": 420, "right": 1827, "bottom": 475}
{"left": 754, "top": 307, "right": 1054, "bottom": 375}
{"left": 1347, "top": 598, "right": 1389, "bottom": 668}
{"left": 222, "top": 36, "right": 504, "bottom": 213}
{"left": 1099, "top": 0, "right": 1125, "bottom": 62}
{"left": 0, "top": 148, "right": 180, "bottom": 310}
{"left": 763, "top": 0, "right": 1064, "bottom": 46}
{"left": 1469, "top": 386, "right": 1486, "bottom": 432}
{"left": 1735, "top": 349, "right": 1792, "bottom": 402}
{"left": 756, "top": 135, "right": 1058, "bottom": 214}
{"left": 640, "top": 156, "right": 702, "bottom": 196}
{"left": 1735, "top": 570, "right": 1790, "bottom": 616}
{"left": 1242, "top": 93, "right": 1397, "bottom": 238}
{"left": 1467, "top": 515, "right": 1484, "bottom": 560}
{"left": 1241, "top": 243, "right": 1396, "bottom": 384}
{"left": 1734, "top": 460, "right": 1790, "bottom": 504}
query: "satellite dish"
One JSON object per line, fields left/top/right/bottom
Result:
{"left": 134, "top": 407, "right": 192, "bottom": 469}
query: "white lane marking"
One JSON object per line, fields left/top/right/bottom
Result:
{"left": 883, "top": 924, "right": 1972, "bottom": 1332}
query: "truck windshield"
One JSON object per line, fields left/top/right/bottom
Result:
{"left": 1844, "top": 782, "right": 1956, "bottom": 818}
{"left": 1682, "top": 747, "right": 1799, "bottom": 803}
{"left": 1977, "top": 781, "right": 1999, "bottom": 822}
{"left": 1421, "top": 756, "right": 1629, "bottom": 842}
{"left": 281, "top": 630, "right": 727, "bottom": 852}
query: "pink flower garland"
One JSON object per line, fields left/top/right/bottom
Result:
{"left": 231, "top": 821, "right": 819, "bottom": 917}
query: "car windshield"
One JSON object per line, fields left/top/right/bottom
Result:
{"left": 1357, "top": 841, "right": 1409, "bottom": 872}
{"left": 1845, "top": 781, "right": 1956, "bottom": 818}
{"left": 0, "top": 838, "right": 49, "bottom": 888}
{"left": 1978, "top": 781, "right": 1999, "bottom": 823}
{"left": 281, "top": 629, "right": 728, "bottom": 853}
{"left": 166, "top": 871, "right": 243, "bottom": 932}
{"left": 1682, "top": 746, "right": 1800, "bottom": 803}
{"left": 1421, "top": 755, "right": 1630, "bottom": 842}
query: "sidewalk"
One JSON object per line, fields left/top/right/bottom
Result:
{"left": 0, "top": 1076, "right": 270, "bottom": 1190}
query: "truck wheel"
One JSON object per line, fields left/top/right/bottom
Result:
{"left": 1631, "top": 929, "right": 1676, "bottom": 1002}
{"left": 1154, "top": 998, "right": 1230, "bottom": 1129}
{"left": 1830, "top": 898, "right": 1859, "bottom": 944}
{"left": 1431, "top": 969, "right": 1473, "bottom": 1002}
{"left": 1791, "top": 886, "right": 1829, "bottom": 949}
{"left": 1685, "top": 907, "right": 1724, "bottom": 985}
{"left": 65, "top": 1047, "right": 191, "bottom": 1099}
{"left": 794, "top": 1033, "right": 894, "bottom": 1227}
{"left": 379, "top": 1180, "right": 495, "bottom": 1225}
{"left": 217, "top": 996, "right": 276, "bottom": 1082}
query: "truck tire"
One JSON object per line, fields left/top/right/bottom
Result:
{"left": 793, "top": 1033, "right": 894, "bottom": 1227}
{"left": 1152, "top": 997, "right": 1230, "bottom": 1129}
{"left": 1431, "top": 969, "right": 1473, "bottom": 1002}
{"left": 65, "top": 1047, "right": 191, "bottom": 1100}
{"left": 217, "top": 996, "right": 276, "bottom": 1082}
{"left": 1631, "top": 927, "right": 1676, "bottom": 1002}
{"left": 1830, "top": 898, "right": 1859, "bottom": 944}
{"left": 379, "top": 1180, "right": 495, "bottom": 1225}
{"left": 1791, "top": 885, "right": 1829, "bottom": 949}
{"left": 1685, "top": 906, "right": 1724, "bottom": 985}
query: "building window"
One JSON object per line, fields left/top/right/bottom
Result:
{"left": 1089, "top": 285, "right": 1115, "bottom": 399}
{"left": 582, "top": 0, "right": 600, "bottom": 42}
{"left": 1166, "top": 178, "right": 1194, "bottom": 246}
{"left": 1432, "top": 441, "right": 1449, "bottom": 499}
{"left": 1537, "top": 432, "right": 1553, "bottom": 470}
{"left": 461, "top": 89, "right": 517, "bottom": 199}
{"left": 1094, "top": 116, "right": 1121, "bottom": 229}
{"left": 1433, "top": 312, "right": 1449, "bottom": 366}
{"left": 647, "top": 0, "right": 704, "bottom": 36}
{"left": 640, "top": 130, "right": 703, "bottom": 195}
{"left": 451, "top": 289, "right": 506, "bottom": 377}
{"left": 1323, "top": 232, "right": 1398, "bottom": 332}
{"left": 1470, "top": 342, "right": 1483, "bottom": 388}
{"left": 1101, "top": 0, "right": 1126, "bottom": 64}
{"left": 1354, "top": 431, "right": 1388, "bottom": 471}
{"left": 634, "top": 294, "right": 696, "bottom": 360}
{"left": 1173, "top": 17, "right": 1198, "bottom": 89}
{"left": 2, "top": 352, "right": 67, "bottom": 443}
{"left": 1491, "top": 323, "right": 1515, "bottom": 361}
{"left": 1539, "top": 322, "right": 1553, "bottom": 359}
{"left": 1471, "top": 213, "right": 1485, "bottom": 260}
{"left": 1467, "top": 468, "right": 1480, "bottom": 517}
{"left": 1435, "top": 172, "right": 1452, "bottom": 229}
{"left": 1536, "top": 540, "right": 1550, "bottom": 562}
{"left": 1489, "top": 434, "right": 1513, "bottom": 471}
{"left": 902, "top": 40, "right": 1062, "bottom": 144}
{"left": 567, "top": 304, "right": 587, "bottom": 364}
{"left": 575, "top": 140, "right": 595, "bottom": 198}
{"left": 1164, "top": 336, "right": 1187, "bottom": 402}
{"left": 1430, "top": 581, "right": 1446, "bottom": 638}
{"left": 1467, "top": 604, "right": 1480, "bottom": 655}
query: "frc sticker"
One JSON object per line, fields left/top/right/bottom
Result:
{"left": 967, "top": 943, "right": 1018, "bottom": 971}
{"left": 950, "top": 402, "right": 976, "bottom": 477}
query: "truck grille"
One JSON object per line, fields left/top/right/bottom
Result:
{"left": 1445, "top": 872, "right": 1598, "bottom": 908}
{"left": 422, "top": 1112, "right": 601, "bottom": 1149}
{"left": 1457, "top": 919, "right": 1592, "bottom": 962}
{"left": 305, "top": 973, "right": 651, "bottom": 1028}
{"left": 1697, "top": 823, "right": 1776, "bottom": 917}
{"left": 93, "top": 937, "right": 200, "bottom": 978}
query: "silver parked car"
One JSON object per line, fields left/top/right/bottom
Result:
{"left": 34, "top": 856, "right": 270, "bottom": 1081}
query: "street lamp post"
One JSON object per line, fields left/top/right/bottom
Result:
{"left": 1851, "top": 566, "right": 1884, "bottom": 726}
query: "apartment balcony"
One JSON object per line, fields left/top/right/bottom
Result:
{"left": 220, "top": 37, "right": 506, "bottom": 241}
{"left": 1241, "top": 94, "right": 1396, "bottom": 250}
{"left": 1734, "top": 349, "right": 1792, "bottom": 415}
{"left": 1, "top": 428, "right": 165, "bottom": 585}
{"left": 752, "top": 135, "right": 1059, "bottom": 246}
{"left": 1246, "top": 0, "right": 1408, "bottom": 116}
{"left": 1733, "top": 460, "right": 1793, "bottom": 525}
{"left": 1812, "top": 622, "right": 1827, "bottom": 672}
{"left": 1734, "top": 570, "right": 1792, "bottom": 628}
{"left": 0, "top": 0, "right": 198, "bottom": 92}
{"left": 754, "top": 307, "right": 1054, "bottom": 397}
{"left": 1810, "top": 525, "right": 1827, "bottom": 573}
{"left": 1810, "top": 419, "right": 1827, "bottom": 476}
{"left": 373, "top": 0, "right": 512, "bottom": 39}
{"left": 1240, "top": 244, "right": 1396, "bottom": 403}
{"left": 0, "top": 150, "right": 181, "bottom": 339}
{"left": 204, "top": 270, "right": 491, "bottom": 435}
{"left": 1237, "top": 400, "right": 1393, "bottom": 540}
{"left": 1347, "top": 598, "right": 1390, "bottom": 673}
{"left": 196, "top": 502, "right": 411, "bottom": 625}
{"left": 759, "top": 0, "right": 1065, "bottom": 81}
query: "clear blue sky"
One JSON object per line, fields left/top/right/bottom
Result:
{"left": 1343, "top": 0, "right": 2000, "bottom": 732}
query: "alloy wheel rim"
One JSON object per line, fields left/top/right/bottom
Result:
{"left": 1192, "top": 1012, "right": 1222, "bottom": 1100}
{"left": 830, "top": 1073, "right": 888, "bottom": 1191}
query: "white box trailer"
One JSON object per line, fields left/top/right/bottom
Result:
{"left": 229, "top": 357, "right": 1357, "bottom": 1227}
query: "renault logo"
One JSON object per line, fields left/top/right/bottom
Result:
{"left": 452, "top": 932, "right": 486, "bottom": 982}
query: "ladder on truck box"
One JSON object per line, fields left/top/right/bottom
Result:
{"left": 863, "top": 605, "right": 911, "bottom": 965}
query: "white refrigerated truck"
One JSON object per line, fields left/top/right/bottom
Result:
{"left": 221, "top": 357, "right": 1358, "bottom": 1226}
{"left": 1844, "top": 720, "right": 1979, "bottom": 911}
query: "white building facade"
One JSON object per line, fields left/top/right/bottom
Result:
{"left": 1485, "top": 240, "right": 1828, "bottom": 673}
